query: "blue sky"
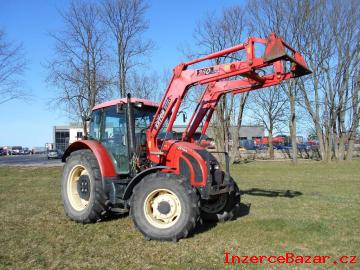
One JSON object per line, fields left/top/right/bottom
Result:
{"left": 0, "top": 0, "right": 244, "bottom": 147}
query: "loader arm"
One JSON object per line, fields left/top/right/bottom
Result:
{"left": 147, "top": 32, "right": 311, "bottom": 163}
{"left": 182, "top": 72, "right": 294, "bottom": 141}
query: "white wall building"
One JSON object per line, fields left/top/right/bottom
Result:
{"left": 53, "top": 123, "right": 84, "bottom": 151}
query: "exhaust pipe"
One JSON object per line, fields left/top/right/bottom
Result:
{"left": 126, "top": 93, "right": 136, "bottom": 156}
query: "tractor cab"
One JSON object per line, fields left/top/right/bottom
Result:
{"left": 89, "top": 98, "right": 158, "bottom": 175}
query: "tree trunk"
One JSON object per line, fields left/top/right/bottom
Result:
{"left": 230, "top": 127, "right": 239, "bottom": 163}
{"left": 230, "top": 93, "right": 249, "bottom": 162}
{"left": 289, "top": 93, "right": 297, "bottom": 163}
{"left": 118, "top": 43, "right": 126, "bottom": 98}
{"left": 315, "top": 122, "right": 325, "bottom": 160}
{"left": 213, "top": 98, "right": 227, "bottom": 164}
{"left": 337, "top": 108, "right": 346, "bottom": 161}
{"left": 345, "top": 138, "right": 354, "bottom": 161}
{"left": 332, "top": 120, "right": 339, "bottom": 160}
{"left": 338, "top": 134, "right": 345, "bottom": 161}
{"left": 268, "top": 122, "right": 274, "bottom": 159}
{"left": 345, "top": 115, "right": 359, "bottom": 161}
{"left": 82, "top": 117, "right": 88, "bottom": 138}
{"left": 324, "top": 125, "right": 332, "bottom": 162}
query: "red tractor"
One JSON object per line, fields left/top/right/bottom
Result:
{"left": 61, "top": 33, "right": 311, "bottom": 241}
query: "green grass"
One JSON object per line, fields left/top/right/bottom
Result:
{"left": 0, "top": 161, "right": 359, "bottom": 269}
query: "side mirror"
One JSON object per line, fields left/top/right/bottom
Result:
{"left": 178, "top": 110, "right": 187, "bottom": 123}
{"left": 183, "top": 113, "right": 187, "bottom": 123}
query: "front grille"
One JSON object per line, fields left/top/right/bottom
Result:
{"left": 183, "top": 153, "right": 203, "bottom": 183}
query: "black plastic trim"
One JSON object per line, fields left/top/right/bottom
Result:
{"left": 122, "top": 166, "right": 172, "bottom": 200}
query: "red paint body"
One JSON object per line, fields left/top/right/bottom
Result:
{"left": 162, "top": 141, "right": 208, "bottom": 186}
{"left": 93, "top": 97, "right": 158, "bottom": 111}
{"left": 64, "top": 33, "right": 311, "bottom": 185}
{"left": 146, "top": 33, "right": 311, "bottom": 173}
{"left": 254, "top": 137, "right": 286, "bottom": 145}
{"left": 62, "top": 140, "right": 116, "bottom": 177}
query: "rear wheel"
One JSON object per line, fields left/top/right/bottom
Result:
{"left": 200, "top": 180, "right": 240, "bottom": 222}
{"left": 61, "top": 150, "right": 109, "bottom": 223}
{"left": 130, "top": 173, "right": 199, "bottom": 241}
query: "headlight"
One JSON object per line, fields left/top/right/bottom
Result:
{"left": 209, "top": 161, "right": 220, "bottom": 172}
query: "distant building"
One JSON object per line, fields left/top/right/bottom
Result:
{"left": 236, "top": 125, "right": 265, "bottom": 141}
{"left": 172, "top": 125, "right": 265, "bottom": 141}
{"left": 53, "top": 123, "right": 264, "bottom": 151}
{"left": 32, "top": 147, "right": 47, "bottom": 154}
{"left": 53, "top": 123, "right": 83, "bottom": 151}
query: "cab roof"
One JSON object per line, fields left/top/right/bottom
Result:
{"left": 92, "top": 97, "right": 159, "bottom": 111}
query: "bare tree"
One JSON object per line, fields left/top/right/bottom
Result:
{"left": 346, "top": 74, "right": 360, "bottom": 160}
{"left": 192, "top": 6, "right": 250, "bottom": 161}
{"left": 295, "top": 0, "right": 360, "bottom": 161}
{"left": 248, "top": 0, "right": 309, "bottom": 163}
{"left": 102, "top": 0, "right": 153, "bottom": 98}
{"left": 249, "top": 87, "right": 288, "bottom": 159}
{"left": 48, "top": 1, "right": 112, "bottom": 137}
{"left": 248, "top": 0, "right": 360, "bottom": 162}
{"left": 326, "top": 0, "right": 360, "bottom": 160}
{"left": 127, "top": 71, "right": 161, "bottom": 102}
{"left": 293, "top": 0, "right": 332, "bottom": 161}
{"left": 0, "top": 28, "right": 27, "bottom": 105}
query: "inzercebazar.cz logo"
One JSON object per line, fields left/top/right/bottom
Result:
{"left": 224, "top": 251, "right": 357, "bottom": 266}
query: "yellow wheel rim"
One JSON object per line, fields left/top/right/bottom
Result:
{"left": 144, "top": 188, "right": 182, "bottom": 229}
{"left": 67, "top": 165, "right": 90, "bottom": 211}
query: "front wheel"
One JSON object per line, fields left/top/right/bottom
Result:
{"left": 130, "top": 173, "right": 199, "bottom": 241}
{"left": 200, "top": 180, "right": 240, "bottom": 222}
{"left": 61, "top": 150, "right": 109, "bottom": 223}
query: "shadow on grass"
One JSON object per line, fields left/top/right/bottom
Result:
{"left": 192, "top": 202, "right": 251, "bottom": 236}
{"left": 103, "top": 202, "right": 251, "bottom": 225}
{"left": 104, "top": 212, "right": 129, "bottom": 222}
{"left": 240, "top": 188, "right": 302, "bottom": 198}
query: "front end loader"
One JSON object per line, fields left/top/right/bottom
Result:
{"left": 61, "top": 33, "right": 311, "bottom": 241}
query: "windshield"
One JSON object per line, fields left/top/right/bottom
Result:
{"left": 134, "top": 106, "right": 157, "bottom": 149}
{"left": 89, "top": 105, "right": 158, "bottom": 140}
{"left": 134, "top": 106, "right": 157, "bottom": 131}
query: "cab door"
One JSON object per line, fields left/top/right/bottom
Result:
{"left": 100, "top": 106, "right": 129, "bottom": 174}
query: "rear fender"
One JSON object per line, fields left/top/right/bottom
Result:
{"left": 62, "top": 140, "right": 117, "bottom": 177}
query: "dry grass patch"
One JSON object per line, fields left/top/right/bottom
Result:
{"left": 0, "top": 161, "right": 359, "bottom": 269}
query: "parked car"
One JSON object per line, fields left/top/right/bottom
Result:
{"left": 240, "top": 139, "right": 256, "bottom": 150}
{"left": 273, "top": 144, "right": 292, "bottom": 150}
{"left": 47, "top": 150, "right": 62, "bottom": 159}
{"left": 11, "top": 146, "right": 22, "bottom": 155}
{"left": 297, "top": 143, "right": 311, "bottom": 150}
{"left": 22, "top": 148, "right": 31, "bottom": 155}
{"left": 254, "top": 144, "right": 268, "bottom": 150}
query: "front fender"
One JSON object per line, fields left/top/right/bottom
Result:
{"left": 122, "top": 166, "right": 173, "bottom": 200}
{"left": 62, "top": 140, "right": 117, "bottom": 177}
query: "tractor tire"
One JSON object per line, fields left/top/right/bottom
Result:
{"left": 200, "top": 180, "right": 240, "bottom": 222}
{"left": 61, "top": 149, "right": 109, "bottom": 223}
{"left": 130, "top": 173, "right": 199, "bottom": 241}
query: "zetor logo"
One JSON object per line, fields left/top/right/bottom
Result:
{"left": 177, "top": 146, "right": 188, "bottom": 153}
{"left": 197, "top": 66, "right": 217, "bottom": 76}
{"left": 154, "top": 97, "right": 171, "bottom": 130}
